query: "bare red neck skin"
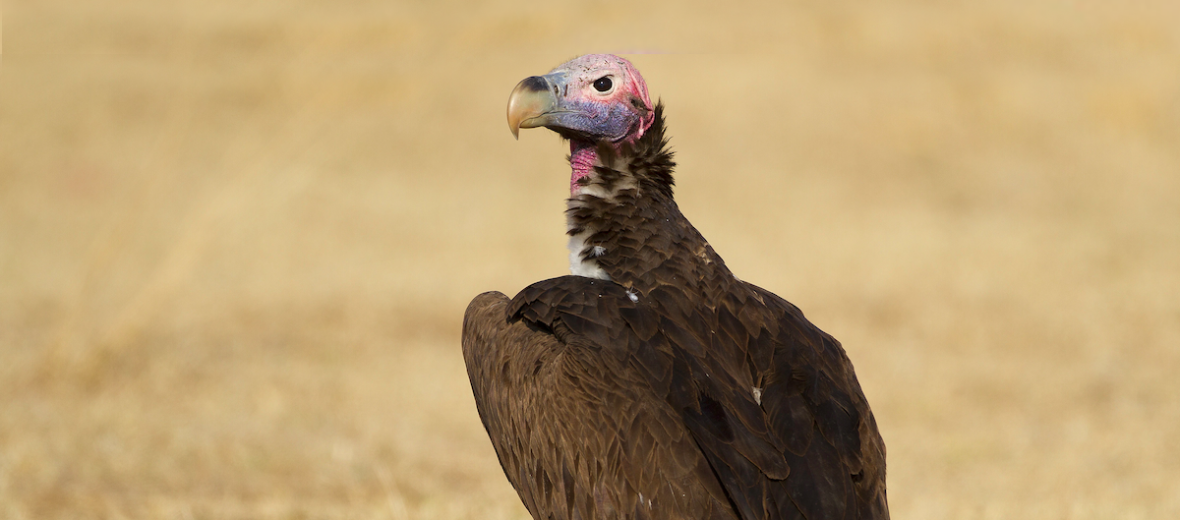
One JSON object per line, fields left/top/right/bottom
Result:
{"left": 569, "top": 140, "right": 597, "bottom": 195}
{"left": 568, "top": 118, "right": 652, "bottom": 196}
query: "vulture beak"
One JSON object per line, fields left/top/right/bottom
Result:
{"left": 507, "top": 72, "right": 567, "bottom": 139}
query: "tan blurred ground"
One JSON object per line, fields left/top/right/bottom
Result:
{"left": 2, "top": 1, "right": 1179, "bottom": 518}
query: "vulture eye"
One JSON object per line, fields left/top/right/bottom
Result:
{"left": 592, "top": 77, "right": 613, "bottom": 93}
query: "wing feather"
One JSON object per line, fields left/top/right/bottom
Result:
{"left": 463, "top": 278, "right": 737, "bottom": 520}
{"left": 463, "top": 278, "right": 887, "bottom": 520}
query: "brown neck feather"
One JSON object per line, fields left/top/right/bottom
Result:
{"left": 565, "top": 104, "right": 735, "bottom": 297}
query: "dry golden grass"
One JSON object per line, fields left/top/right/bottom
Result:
{"left": 2, "top": 1, "right": 1178, "bottom": 518}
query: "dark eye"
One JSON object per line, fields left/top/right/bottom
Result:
{"left": 592, "top": 76, "right": 613, "bottom": 92}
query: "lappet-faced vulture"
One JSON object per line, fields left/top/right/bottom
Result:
{"left": 463, "top": 54, "right": 888, "bottom": 520}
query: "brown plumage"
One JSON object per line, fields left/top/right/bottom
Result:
{"left": 464, "top": 55, "right": 887, "bottom": 520}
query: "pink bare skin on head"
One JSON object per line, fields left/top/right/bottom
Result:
{"left": 506, "top": 54, "right": 655, "bottom": 196}
{"left": 550, "top": 54, "right": 654, "bottom": 141}
{"left": 551, "top": 54, "right": 655, "bottom": 195}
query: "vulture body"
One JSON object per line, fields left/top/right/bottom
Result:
{"left": 463, "top": 55, "right": 888, "bottom": 520}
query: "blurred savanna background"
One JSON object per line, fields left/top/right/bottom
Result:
{"left": 2, "top": 0, "right": 1178, "bottom": 518}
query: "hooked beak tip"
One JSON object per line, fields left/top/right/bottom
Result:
{"left": 507, "top": 75, "right": 560, "bottom": 140}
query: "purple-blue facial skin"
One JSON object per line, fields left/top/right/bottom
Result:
{"left": 524, "top": 71, "right": 642, "bottom": 143}
{"left": 544, "top": 99, "right": 640, "bottom": 143}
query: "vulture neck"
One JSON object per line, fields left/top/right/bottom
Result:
{"left": 564, "top": 105, "right": 735, "bottom": 298}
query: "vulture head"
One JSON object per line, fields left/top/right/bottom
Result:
{"left": 507, "top": 54, "right": 667, "bottom": 197}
